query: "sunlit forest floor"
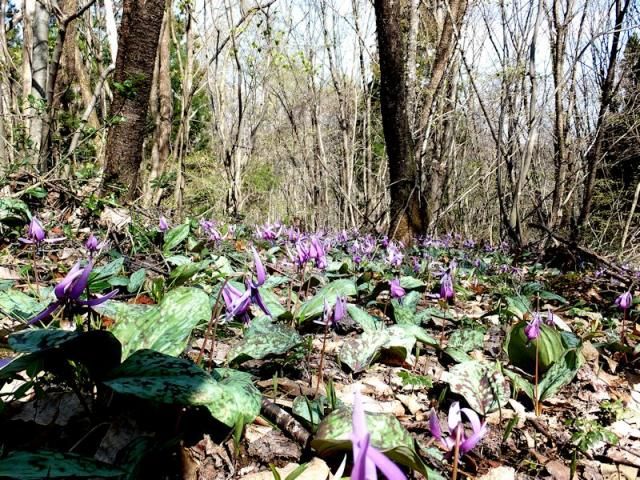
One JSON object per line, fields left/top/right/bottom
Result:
{"left": 0, "top": 191, "right": 638, "bottom": 480}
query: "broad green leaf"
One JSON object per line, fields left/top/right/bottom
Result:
{"left": 538, "top": 349, "right": 584, "bottom": 402}
{"left": 91, "top": 257, "right": 125, "bottom": 282}
{"left": 442, "top": 360, "right": 510, "bottom": 415}
{"left": 392, "top": 291, "right": 422, "bottom": 325}
{"left": 394, "top": 324, "right": 438, "bottom": 346}
{"left": 163, "top": 223, "right": 190, "bottom": 252}
{"left": 97, "top": 287, "right": 211, "bottom": 359}
{"left": 0, "top": 198, "right": 31, "bottom": 226}
{"left": 443, "top": 347, "right": 472, "bottom": 363}
{"left": 338, "top": 325, "right": 416, "bottom": 372}
{"left": 345, "top": 305, "right": 381, "bottom": 332}
{"left": 297, "top": 279, "right": 357, "bottom": 321}
{"left": 505, "top": 321, "right": 565, "bottom": 373}
{"left": 312, "top": 406, "right": 443, "bottom": 480}
{"left": 9, "top": 330, "right": 79, "bottom": 353}
{"left": 502, "top": 368, "right": 534, "bottom": 400}
{"left": 0, "top": 450, "right": 125, "bottom": 478}
{"left": 226, "top": 317, "right": 302, "bottom": 365}
{"left": 104, "top": 350, "right": 260, "bottom": 427}
{"left": 0, "top": 289, "right": 48, "bottom": 323}
{"left": 166, "top": 255, "right": 192, "bottom": 266}
{"left": 168, "top": 260, "right": 210, "bottom": 286}
{"left": 292, "top": 396, "right": 326, "bottom": 430}
{"left": 399, "top": 276, "right": 425, "bottom": 289}
{"left": 448, "top": 328, "right": 486, "bottom": 352}
{"left": 504, "top": 295, "right": 531, "bottom": 320}
{"left": 258, "top": 287, "right": 286, "bottom": 318}
{"left": 127, "top": 268, "right": 146, "bottom": 293}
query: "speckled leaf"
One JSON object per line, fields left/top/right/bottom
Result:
{"left": 399, "top": 276, "right": 425, "bottom": 289}
{"left": 127, "top": 268, "right": 146, "bottom": 293}
{"left": 0, "top": 198, "right": 31, "bottom": 226}
{"left": 345, "top": 305, "right": 381, "bottom": 332}
{"left": 338, "top": 325, "right": 416, "bottom": 372}
{"left": 394, "top": 324, "right": 438, "bottom": 346}
{"left": 391, "top": 291, "right": 421, "bottom": 325}
{"left": 0, "top": 450, "right": 125, "bottom": 478}
{"left": 292, "top": 396, "right": 326, "bottom": 430}
{"left": 168, "top": 260, "right": 210, "bottom": 286}
{"left": 297, "top": 279, "right": 357, "bottom": 322}
{"left": 448, "top": 328, "right": 486, "bottom": 352}
{"left": 312, "top": 406, "right": 443, "bottom": 479}
{"left": 163, "top": 223, "right": 190, "bottom": 252}
{"left": 0, "top": 289, "right": 48, "bottom": 323}
{"left": 227, "top": 317, "right": 302, "bottom": 365}
{"left": 538, "top": 348, "right": 583, "bottom": 402}
{"left": 442, "top": 360, "right": 510, "bottom": 415}
{"left": 210, "top": 367, "right": 261, "bottom": 427}
{"left": 258, "top": 287, "right": 286, "bottom": 318}
{"left": 8, "top": 329, "right": 79, "bottom": 353}
{"left": 97, "top": 287, "right": 211, "bottom": 359}
{"left": 104, "top": 350, "right": 260, "bottom": 427}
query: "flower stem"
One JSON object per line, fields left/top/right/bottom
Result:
{"left": 534, "top": 338, "right": 540, "bottom": 416}
{"left": 452, "top": 425, "right": 462, "bottom": 480}
{"left": 621, "top": 308, "right": 627, "bottom": 345}
{"left": 315, "top": 321, "right": 329, "bottom": 396}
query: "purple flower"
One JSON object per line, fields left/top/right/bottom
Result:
{"left": 309, "top": 236, "right": 328, "bottom": 270}
{"left": 390, "top": 278, "right": 405, "bottom": 300}
{"left": 222, "top": 283, "right": 252, "bottom": 324}
{"left": 315, "top": 297, "right": 347, "bottom": 328}
{"left": 246, "top": 247, "right": 271, "bottom": 318}
{"left": 615, "top": 291, "right": 632, "bottom": 310}
{"left": 351, "top": 390, "right": 407, "bottom": 480}
{"left": 19, "top": 217, "right": 64, "bottom": 245}
{"left": 524, "top": 311, "right": 542, "bottom": 340}
{"left": 28, "top": 260, "right": 118, "bottom": 324}
{"left": 200, "top": 219, "right": 221, "bottom": 242}
{"left": 412, "top": 257, "right": 421, "bottom": 273}
{"left": 85, "top": 234, "right": 107, "bottom": 253}
{"left": 159, "top": 216, "right": 169, "bottom": 233}
{"left": 440, "top": 272, "right": 455, "bottom": 301}
{"left": 386, "top": 242, "right": 403, "bottom": 267}
{"left": 545, "top": 309, "right": 560, "bottom": 327}
{"left": 428, "top": 402, "right": 487, "bottom": 459}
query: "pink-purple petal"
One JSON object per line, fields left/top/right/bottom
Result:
{"left": 366, "top": 445, "right": 407, "bottom": 480}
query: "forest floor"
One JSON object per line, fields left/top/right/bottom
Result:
{"left": 0, "top": 193, "right": 639, "bottom": 480}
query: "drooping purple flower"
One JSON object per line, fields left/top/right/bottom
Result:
{"left": 315, "top": 297, "right": 347, "bottom": 328}
{"left": 85, "top": 234, "right": 107, "bottom": 254}
{"left": 544, "top": 309, "right": 560, "bottom": 327}
{"left": 428, "top": 402, "right": 487, "bottom": 459}
{"left": 440, "top": 271, "right": 455, "bottom": 301}
{"left": 19, "top": 217, "right": 64, "bottom": 245}
{"left": 158, "top": 215, "right": 169, "bottom": 233}
{"left": 412, "top": 257, "right": 421, "bottom": 273}
{"left": 309, "top": 236, "right": 328, "bottom": 270}
{"left": 222, "top": 283, "right": 252, "bottom": 324}
{"left": 255, "top": 222, "right": 282, "bottom": 241}
{"left": 351, "top": 390, "right": 407, "bottom": 480}
{"left": 247, "top": 248, "right": 271, "bottom": 317}
{"left": 200, "top": 219, "right": 222, "bottom": 242}
{"left": 524, "top": 311, "right": 542, "bottom": 340}
{"left": 390, "top": 278, "right": 405, "bottom": 300}
{"left": 28, "top": 260, "right": 118, "bottom": 325}
{"left": 615, "top": 291, "right": 632, "bottom": 310}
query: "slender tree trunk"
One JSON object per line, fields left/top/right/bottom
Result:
{"left": 29, "top": 0, "right": 49, "bottom": 163}
{"left": 143, "top": 4, "right": 172, "bottom": 208}
{"left": 103, "top": 0, "right": 166, "bottom": 198}
{"left": 374, "top": 0, "right": 424, "bottom": 242}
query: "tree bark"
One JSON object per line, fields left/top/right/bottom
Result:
{"left": 374, "top": 0, "right": 424, "bottom": 242}
{"left": 103, "top": 0, "right": 166, "bottom": 199}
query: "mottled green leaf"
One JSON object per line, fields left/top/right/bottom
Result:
{"left": 312, "top": 406, "right": 443, "bottom": 479}
{"left": 227, "top": 317, "right": 302, "bottom": 365}
{"left": 8, "top": 330, "right": 79, "bottom": 353}
{"left": 345, "top": 305, "right": 381, "bottom": 332}
{"left": 338, "top": 325, "right": 416, "bottom": 372}
{"left": 292, "top": 396, "right": 325, "bottom": 430}
{"left": 97, "top": 287, "right": 211, "bottom": 359}
{"left": 0, "top": 198, "right": 31, "bottom": 226}
{"left": 127, "top": 268, "right": 146, "bottom": 293}
{"left": 0, "top": 289, "right": 48, "bottom": 323}
{"left": 448, "top": 328, "right": 485, "bottom": 352}
{"left": 163, "top": 223, "right": 190, "bottom": 252}
{"left": 399, "top": 276, "right": 425, "bottom": 289}
{"left": 442, "top": 360, "right": 510, "bottom": 415}
{"left": 0, "top": 450, "right": 125, "bottom": 478}
{"left": 297, "top": 279, "right": 357, "bottom": 321}
{"left": 105, "top": 350, "right": 260, "bottom": 427}
{"left": 538, "top": 348, "right": 584, "bottom": 402}
{"left": 168, "top": 260, "right": 210, "bottom": 286}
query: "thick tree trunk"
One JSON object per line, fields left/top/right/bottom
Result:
{"left": 374, "top": 0, "right": 424, "bottom": 243}
{"left": 103, "top": 0, "right": 165, "bottom": 199}
{"left": 29, "top": 0, "right": 48, "bottom": 161}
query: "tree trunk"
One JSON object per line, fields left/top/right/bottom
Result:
{"left": 374, "top": 0, "right": 424, "bottom": 243}
{"left": 103, "top": 0, "right": 166, "bottom": 199}
{"left": 29, "top": 0, "right": 49, "bottom": 162}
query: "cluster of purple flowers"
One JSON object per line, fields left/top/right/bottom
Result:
{"left": 291, "top": 236, "right": 328, "bottom": 270}
{"left": 255, "top": 222, "right": 283, "bottom": 241}
{"left": 200, "top": 219, "right": 223, "bottom": 242}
